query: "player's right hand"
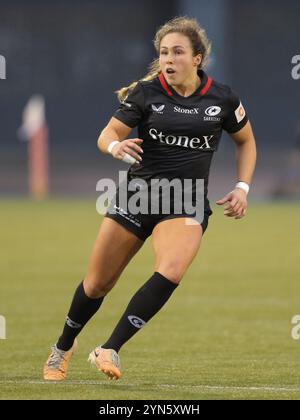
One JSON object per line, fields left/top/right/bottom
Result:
{"left": 111, "top": 138, "right": 144, "bottom": 164}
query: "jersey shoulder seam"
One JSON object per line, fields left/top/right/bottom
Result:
{"left": 211, "top": 79, "right": 232, "bottom": 98}
{"left": 138, "top": 79, "right": 158, "bottom": 108}
{"left": 132, "top": 80, "right": 146, "bottom": 112}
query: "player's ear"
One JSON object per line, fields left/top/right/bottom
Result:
{"left": 194, "top": 54, "right": 202, "bottom": 67}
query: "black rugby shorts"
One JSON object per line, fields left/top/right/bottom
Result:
{"left": 104, "top": 184, "right": 213, "bottom": 242}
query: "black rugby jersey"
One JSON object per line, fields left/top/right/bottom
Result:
{"left": 113, "top": 69, "right": 248, "bottom": 204}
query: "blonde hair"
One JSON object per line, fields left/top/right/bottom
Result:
{"left": 116, "top": 16, "right": 212, "bottom": 102}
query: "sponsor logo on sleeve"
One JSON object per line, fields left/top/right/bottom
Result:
{"left": 234, "top": 102, "right": 246, "bottom": 123}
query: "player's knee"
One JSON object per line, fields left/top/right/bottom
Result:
{"left": 155, "top": 261, "right": 186, "bottom": 284}
{"left": 83, "top": 276, "right": 116, "bottom": 298}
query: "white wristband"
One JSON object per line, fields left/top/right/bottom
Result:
{"left": 108, "top": 140, "right": 120, "bottom": 154}
{"left": 235, "top": 181, "right": 250, "bottom": 195}
{"left": 122, "top": 153, "right": 137, "bottom": 165}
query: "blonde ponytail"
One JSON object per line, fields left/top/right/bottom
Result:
{"left": 115, "top": 58, "right": 160, "bottom": 103}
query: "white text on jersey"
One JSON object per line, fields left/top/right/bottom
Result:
{"left": 149, "top": 128, "right": 214, "bottom": 150}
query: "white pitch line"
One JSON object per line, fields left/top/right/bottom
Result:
{"left": 0, "top": 380, "right": 300, "bottom": 393}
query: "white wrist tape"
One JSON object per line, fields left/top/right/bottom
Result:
{"left": 108, "top": 140, "right": 120, "bottom": 154}
{"left": 122, "top": 153, "right": 137, "bottom": 165}
{"left": 235, "top": 181, "right": 250, "bottom": 195}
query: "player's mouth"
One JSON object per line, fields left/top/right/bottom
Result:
{"left": 166, "top": 68, "right": 176, "bottom": 77}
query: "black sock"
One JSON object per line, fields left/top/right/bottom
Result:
{"left": 57, "top": 281, "right": 104, "bottom": 351}
{"left": 101, "top": 272, "right": 178, "bottom": 353}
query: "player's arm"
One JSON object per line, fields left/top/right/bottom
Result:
{"left": 230, "top": 120, "right": 257, "bottom": 187}
{"left": 216, "top": 120, "right": 257, "bottom": 219}
{"left": 97, "top": 117, "right": 143, "bottom": 164}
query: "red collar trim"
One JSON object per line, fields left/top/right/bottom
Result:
{"left": 199, "top": 76, "right": 213, "bottom": 96}
{"left": 158, "top": 73, "right": 173, "bottom": 96}
{"left": 158, "top": 72, "right": 213, "bottom": 97}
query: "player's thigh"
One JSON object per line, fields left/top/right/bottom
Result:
{"left": 84, "top": 217, "right": 144, "bottom": 296}
{"left": 151, "top": 217, "right": 203, "bottom": 284}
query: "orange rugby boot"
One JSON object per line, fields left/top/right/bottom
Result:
{"left": 88, "top": 346, "right": 122, "bottom": 380}
{"left": 43, "top": 339, "right": 77, "bottom": 381}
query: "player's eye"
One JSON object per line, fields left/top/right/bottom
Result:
{"left": 160, "top": 50, "right": 183, "bottom": 55}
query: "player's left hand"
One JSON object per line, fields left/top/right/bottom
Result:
{"left": 216, "top": 188, "right": 247, "bottom": 219}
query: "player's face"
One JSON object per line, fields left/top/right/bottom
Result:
{"left": 159, "top": 33, "right": 201, "bottom": 85}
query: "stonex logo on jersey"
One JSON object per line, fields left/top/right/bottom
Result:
{"left": 149, "top": 128, "right": 214, "bottom": 150}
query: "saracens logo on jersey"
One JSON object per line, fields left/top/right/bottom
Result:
{"left": 204, "top": 105, "right": 222, "bottom": 122}
{"left": 149, "top": 128, "right": 214, "bottom": 150}
{"left": 205, "top": 106, "right": 221, "bottom": 116}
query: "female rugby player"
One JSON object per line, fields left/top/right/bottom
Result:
{"left": 44, "top": 16, "right": 256, "bottom": 381}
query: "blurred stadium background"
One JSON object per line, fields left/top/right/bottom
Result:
{"left": 1, "top": 0, "right": 300, "bottom": 400}
{"left": 1, "top": 0, "right": 300, "bottom": 199}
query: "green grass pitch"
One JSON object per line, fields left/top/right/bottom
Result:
{"left": 0, "top": 199, "right": 300, "bottom": 400}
